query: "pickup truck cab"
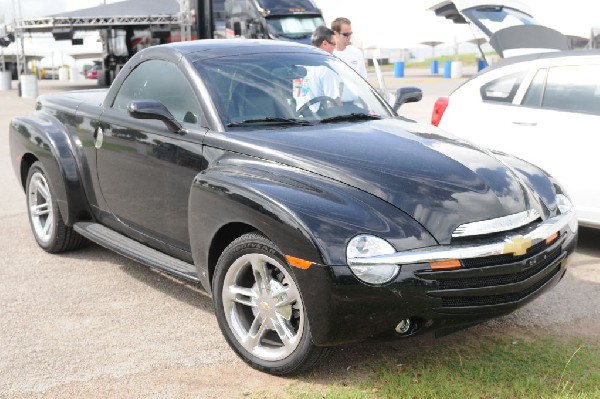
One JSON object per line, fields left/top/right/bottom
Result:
{"left": 9, "top": 39, "right": 577, "bottom": 375}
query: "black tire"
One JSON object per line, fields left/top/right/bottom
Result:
{"left": 212, "top": 232, "right": 330, "bottom": 375}
{"left": 25, "top": 161, "right": 87, "bottom": 253}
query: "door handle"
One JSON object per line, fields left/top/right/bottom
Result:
{"left": 94, "top": 127, "right": 104, "bottom": 149}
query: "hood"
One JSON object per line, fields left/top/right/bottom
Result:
{"left": 428, "top": 0, "right": 571, "bottom": 57}
{"left": 216, "top": 119, "right": 549, "bottom": 243}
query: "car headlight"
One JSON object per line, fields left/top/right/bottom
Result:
{"left": 556, "top": 194, "right": 573, "bottom": 214}
{"left": 346, "top": 235, "right": 399, "bottom": 285}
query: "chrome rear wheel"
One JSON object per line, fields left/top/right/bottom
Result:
{"left": 27, "top": 171, "right": 55, "bottom": 245}
{"left": 25, "top": 161, "right": 86, "bottom": 253}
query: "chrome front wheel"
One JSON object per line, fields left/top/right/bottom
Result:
{"left": 213, "top": 233, "right": 329, "bottom": 375}
{"left": 222, "top": 252, "right": 304, "bottom": 361}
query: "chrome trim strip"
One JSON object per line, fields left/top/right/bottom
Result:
{"left": 452, "top": 209, "right": 541, "bottom": 238}
{"left": 347, "top": 210, "right": 577, "bottom": 267}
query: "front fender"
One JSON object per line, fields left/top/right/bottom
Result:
{"left": 494, "top": 151, "right": 562, "bottom": 219}
{"left": 188, "top": 155, "right": 437, "bottom": 345}
{"left": 9, "top": 109, "right": 91, "bottom": 226}
{"left": 190, "top": 155, "right": 437, "bottom": 268}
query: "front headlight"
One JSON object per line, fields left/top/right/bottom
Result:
{"left": 346, "top": 235, "right": 399, "bottom": 285}
{"left": 556, "top": 194, "right": 573, "bottom": 214}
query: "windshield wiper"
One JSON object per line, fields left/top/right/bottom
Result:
{"left": 227, "top": 117, "right": 313, "bottom": 127}
{"left": 320, "top": 113, "right": 382, "bottom": 124}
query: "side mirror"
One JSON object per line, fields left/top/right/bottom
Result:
{"left": 392, "top": 87, "right": 423, "bottom": 113}
{"left": 127, "top": 99, "right": 184, "bottom": 134}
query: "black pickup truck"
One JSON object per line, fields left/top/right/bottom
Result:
{"left": 9, "top": 39, "right": 578, "bottom": 375}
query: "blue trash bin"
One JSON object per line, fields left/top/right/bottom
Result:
{"left": 443, "top": 60, "right": 452, "bottom": 78}
{"left": 394, "top": 61, "right": 405, "bottom": 78}
{"left": 430, "top": 60, "right": 439, "bottom": 74}
{"left": 477, "top": 59, "right": 488, "bottom": 71}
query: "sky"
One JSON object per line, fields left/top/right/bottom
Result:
{"left": 0, "top": 0, "right": 598, "bottom": 59}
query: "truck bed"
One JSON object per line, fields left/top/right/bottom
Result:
{"left": 44, "top": 89, "right": 108, "bottom": 107}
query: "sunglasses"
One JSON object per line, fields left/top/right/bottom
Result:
{"left": 340, "top": 32, "right": 353, "bottom": 37}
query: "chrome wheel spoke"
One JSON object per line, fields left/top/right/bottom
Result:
{"left": 42, "top": 217, "right": 52, "bottom": 236}
{"left": 35, "top": 179, "right": 50, "bottom": 201}
{"left": 251, "top": 258, "right": 271, "bottom": 294}
{"left": 273, "top": 314, "right": 296, "bottom": 348}
{"left": 227, "top": 284, "right": 257, "bottom": 307}
{"left": 31, "top": 203, "right": 50, "bottom": 217}
{"left": 246, "top": 315, "right": 268, "bottom": 349}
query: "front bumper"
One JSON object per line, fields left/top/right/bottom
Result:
{"left": 305, "top": 210, "right": 578, "bottom": 346}
{"left": 347, "top": 210, "right": 578, "bottom": 267}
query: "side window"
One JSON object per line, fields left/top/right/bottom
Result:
{"left": 112, "top": 59, "right": 204, "bottom": 125}
{"left": 541, "top": 64, "right": 600, "bottom": 115}
{"left": 522, "top": 68, "right": 547, "bottom": 107}
{"left": 480, "top": 71, "right": 526, "bottom": 103}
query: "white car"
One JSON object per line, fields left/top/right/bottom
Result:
{"left": 432, "top": 51, "right": 600, "bottom": 228}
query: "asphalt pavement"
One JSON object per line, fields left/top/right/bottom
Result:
{"left": 1, "top": 75, "right": 599, "bottom": 398}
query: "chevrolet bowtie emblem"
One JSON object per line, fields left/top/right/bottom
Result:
{"left": 503, "top": 235, "right": 532, "bottom": 256}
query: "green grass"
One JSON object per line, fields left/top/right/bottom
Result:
{"left": 271, "top": 336, "right": 600, "bottom": 399}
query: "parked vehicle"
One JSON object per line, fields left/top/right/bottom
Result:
{"left": 432, "top": 50, "right": 600, "bottom": 228}
{"left": 10, "top": 40, "right": 577, "bottom": 375}
{"left": 85, "top": 67, "right": 99, "bottom": 80}
{"left": 97, "top": 0, "right": 325, "bottom": 85}
{"left": 220, "top": 0, "right": 324, "bottom": 43}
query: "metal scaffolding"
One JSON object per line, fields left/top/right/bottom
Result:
{"left": 14, "top": 15, "right": 181, "bottom": 31}
{"left": 10, "top": 0, "right": 194, "bottom": 81}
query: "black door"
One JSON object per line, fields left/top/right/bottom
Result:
{"left": 96, "top": 59, "right": 208, "bottom": 253}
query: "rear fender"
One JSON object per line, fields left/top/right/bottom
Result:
{"left": 9, "top": 111, "right": 91, "bottom": 226}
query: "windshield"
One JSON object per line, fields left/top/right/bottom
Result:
{"left": 266, "top": 16, "right": 326, "bottom": 39}
{"left": 193, "top": 52, "right": 392, "bottom": 128}
{"left": 462, "top": 6, "right": 538, "bottom": 37}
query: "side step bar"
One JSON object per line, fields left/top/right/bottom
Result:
{"left": 74, "top": 222, "right": 199, "bottom": 282}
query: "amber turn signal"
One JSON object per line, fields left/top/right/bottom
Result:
{"left": 430, "top": 259, "right": 461, "bottom": 270}
{"left": 546, "top": 232, "right": 560, "bottom": 245}
{"left": 285, "top": 255, "right": 313, "bottom": 269}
